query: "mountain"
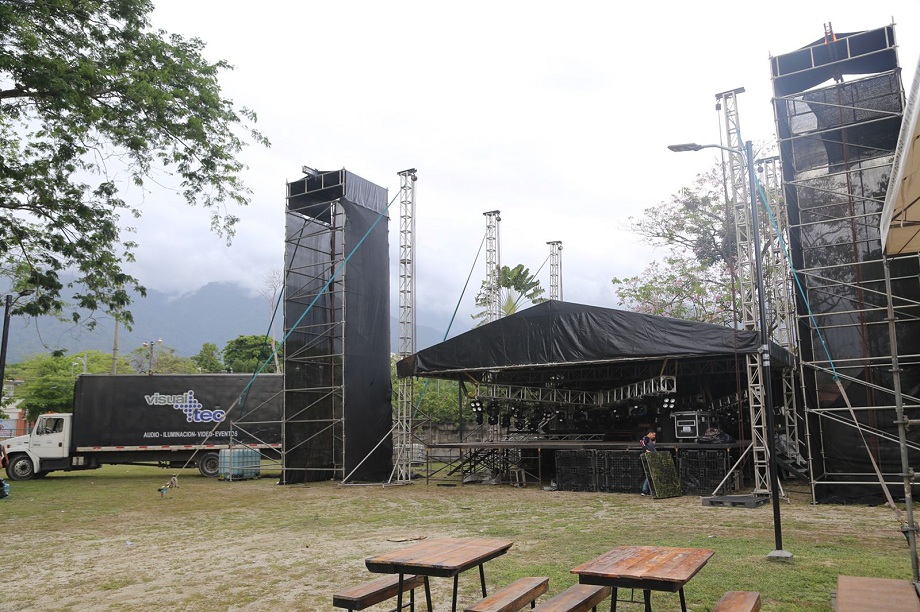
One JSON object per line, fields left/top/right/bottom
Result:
{"left": 4, "top": 282, "right": 458, "bottom": 364}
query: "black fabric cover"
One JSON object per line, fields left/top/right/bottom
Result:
{"left": 397, "top": 301, "right": 761, "bottom": 378}
{"left": 283, "top": 169, "right": 392, "bottom": 484}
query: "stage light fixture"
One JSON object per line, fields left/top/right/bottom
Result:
{"left": 469, "top": 398, "right": 484, "bottom": 413}
{"left": 476, "top": 413, "right": 484, "bottom": 425}
{"left": 662, "top": 396, "right": 676, "bottom": 410}
{"left": 555, "top": 409, "right": 566, "bottom": 424}
{"left": 500, "top": 413, "right": 511, "bottom": 428}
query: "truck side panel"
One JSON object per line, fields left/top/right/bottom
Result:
{"left": 71, "top": 374, "right": 283, "bottom": 450}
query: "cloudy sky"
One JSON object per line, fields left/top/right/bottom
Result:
{"left": 138, "top": 1, "right": 920, "bottom": 336}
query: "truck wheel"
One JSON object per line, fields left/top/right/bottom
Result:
{"left": 197, "top": 452, "right": 220, "bottom": 478}
{"left": 7, "top": 455, "right": 35, "bottom": 481}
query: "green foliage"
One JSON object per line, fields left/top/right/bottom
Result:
{"left": 473, "top": 263, "right": 546, "bottom": 324}
{"left": 391, "top": 356, "right": 463, "bottom": 424}
{"left": 0, "top": 0, "right": 268, "bottom": 326}
{"left": 7, "top": 350, "right": 130, "bottom": 420}
{"left": 612, "top": 254, "right": 736, "bottom": 325}
{"left": 222, "top": 335, "right": 279, "bottom": 373}
{"left": 613, "top": 162, "right": 740, "bottom": 324}
{"left": 126, "top": 343, "right": 196, "bottom": 374}
{"left": 191, "top": 342, "right": 224, "bottom": 373}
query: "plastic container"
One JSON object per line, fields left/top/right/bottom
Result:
{"left": 218, "top": 448, "right": 261, "bottom": 480}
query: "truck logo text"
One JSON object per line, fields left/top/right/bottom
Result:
{"left": 143, "top": 390, "right": 227, "bottom": 423}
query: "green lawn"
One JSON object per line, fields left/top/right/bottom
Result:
{"left": 0, "top": 465, "right": 912, "bottom": 611}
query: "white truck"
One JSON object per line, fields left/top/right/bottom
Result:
{"left": 3, "top": 373, "right": 282, "bottom": 481}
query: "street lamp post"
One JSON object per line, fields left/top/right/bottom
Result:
{"left": 143, "top": 339, "right": 163, "bottom": 375}
{"left": 0, "top": 289, "right": 34, "bottom": 401}
{"left": 669, "top": 140, "right": 790, "bottom": 559}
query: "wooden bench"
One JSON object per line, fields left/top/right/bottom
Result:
{"left": 531, "top": 584, "right": 610, "bottom": 612}
{"left": 333, "top": 573, "right": 429, "bottom": 611}
{"left": 713, "top": 591, "right": 761, "bottom": 612}
{"left": 835, "top": 575, "right": 920, "bottom": 612}
{"left": 464, "top": 576, "right": 550, "bottom": 611}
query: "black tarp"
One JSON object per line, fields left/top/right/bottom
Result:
{"left": 283, "top": 169, "right": 392, "bottom": 484}
{"left": 397, "top": 301, "right": 763, "bottom": 379}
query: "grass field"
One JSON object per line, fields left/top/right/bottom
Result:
{"left": 0, "top": 464, "right": 913, "bottom": 611}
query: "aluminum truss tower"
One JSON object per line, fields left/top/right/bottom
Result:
{"left": 717, "top": 87, "right": 773, "bottom": 495}
{"left": 547, "top": 241, "right": 562, "bottom": 301}
{"left": 483, "top": 211, "right": 502, "bottom": 323}
{"left": 394, "top": 168, "right": 418, "bottom": 483}
{"left": 771, "top": 24, "right": 920, "bottom": 501}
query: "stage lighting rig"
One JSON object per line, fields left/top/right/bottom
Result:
{"left": 487, "top": 401, "right": 500, "bottom": 426}
{"left": 469, "top": 398, "right": 484, "bottom": 425}
{"left": 662, "top": 396, "right": 676, "bottom": 411}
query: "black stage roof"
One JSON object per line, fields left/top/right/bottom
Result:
{"left": 397, "top": 301, "right": 780, "bottom": 393}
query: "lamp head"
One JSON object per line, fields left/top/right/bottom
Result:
{"left": 668, "top": 143, "right": 704, "bottom": 152}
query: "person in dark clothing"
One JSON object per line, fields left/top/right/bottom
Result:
{"left": 640, "top": 429, "right": 657, "bottom": 496}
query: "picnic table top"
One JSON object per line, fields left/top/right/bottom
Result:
{"left": 836, "top": 575, "right": 920, "bottom": 612}
{"left": 571, "top": 546, "right": 715, "bottom": 586}
{"left": 365, "top": 537, "right": 514, "bottom": 578}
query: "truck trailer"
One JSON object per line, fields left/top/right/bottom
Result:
{"left": 3, "top": 373, "right": 283, "bottom": 481}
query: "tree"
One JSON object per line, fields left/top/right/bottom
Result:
{"left": 472, "top": 264, "right": 546, "bottom": 324}
{"left": 8, "top": 349, "right": 131, "bottom": 421}
{"left": 390, "top": 357, "right": 462, "bottom": 425}
{"left": 612, "top": 161, "right": 740, "bottom": 324}
{"left": 192, "top": 342, "right": 223, "bottom": 373}
{"left": 126, "top": 343, "right": 196, "bottom": 374}
{"left": 222, "top": 334, "right": 279, "bottom": 374}
{"left": 612, "top": 255, "right": 735, "bottom": 326}
{"left": 0, "top": 1, "right": 269, "bottom": 326}
{"left": 259, "top": 268, "right": 283, "bottom": 373}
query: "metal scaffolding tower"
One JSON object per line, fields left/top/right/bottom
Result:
{"left": 283, "top": 193, "right": 347, "bottom": 482}
{"left": 547, "top": 241, "right": 562, "bottom": 301}
{"left": 771, "top": 24, "right": 919, "bottom": 501}
{"left": 394, "top": 168, "right": 418, "bottom": 483}
{"left": 483, "top": 211, "right": 502, "bottom": 323}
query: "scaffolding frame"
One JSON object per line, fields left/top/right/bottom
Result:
{"left": 283, "top": 201, "right": 347, "bottom": 481}
{"left": 770, "top": 25, "right": 920, "bottom": 501}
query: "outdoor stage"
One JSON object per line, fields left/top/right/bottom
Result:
{"left": 425, "top": 439, "right": 747, "bottom": 495}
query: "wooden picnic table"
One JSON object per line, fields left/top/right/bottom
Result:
{"left": 835, "top": 575, "right": 920, "bottom": 612}
{"left": 366, "top": 537, "right": 514, "bottom": 611}
{"left": 571, "top": 545, "right": 714, "bottom": 612}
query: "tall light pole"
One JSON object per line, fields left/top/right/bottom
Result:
{"left": 0, "top": 289, "right": 34, "bottom": 400}
{"left": 143, "top": 339, "right": 162, "bottom": 375}
{"left": 669, "top": 140, "right": 790, "bottom": 559}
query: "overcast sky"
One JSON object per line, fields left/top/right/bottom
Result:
{"left": 137, "top": 1, "right": 920, "bottom": 336}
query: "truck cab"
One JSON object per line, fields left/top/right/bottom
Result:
{"left": 4, "top": 413, "right": 72, "bottom": 480}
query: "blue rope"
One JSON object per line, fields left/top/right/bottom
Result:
{"left": 238, "top": 191, "right": 402, "bottom": 405}
{"left": 739, "top": 136, "right": 838, "bottom": 379}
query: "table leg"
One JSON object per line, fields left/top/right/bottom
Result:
{"left": 397, "top": 573, "right": 405, "bottom": 612}
{"left": 610, "top": 587, "right": 617, "bottom": 612}
{"left": 643, "top": 589, "right": 651, "bottom": 612}
{"left": 452, "top": 574, "right": 459, "bottom": 612}
{"left": 479, "top": 563, "right": 487, "bottom": 597}
{"left": 423, "top": 577, "right": 432, "bottom": 612}
{"left": 678, "top": 587, "right": 687, "bottom": 612}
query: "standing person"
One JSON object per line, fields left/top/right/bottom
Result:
{"left": 640, "top": 429, "right": 657, "bottom": 496}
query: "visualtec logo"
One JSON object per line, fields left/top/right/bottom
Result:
{"left": 143, "top": 390, "right": 227, "bottom": 423}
